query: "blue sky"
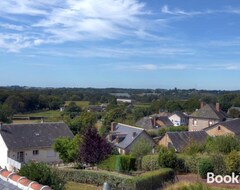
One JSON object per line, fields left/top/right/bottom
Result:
{"left": 1, "top": 0, "right": 240, "bottom": 90}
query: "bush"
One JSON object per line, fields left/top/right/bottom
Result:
{"left": 182, "top": 141, "right": 205, "bottom": 155}
{"left": 211, "top": 154, "right": 226, "bottom": 175}
{"left": 225, "top": 150, "right": 240, "bottom": 173}
{"left": 157, "top": 126, "right": 188, "bottom": 136}
{"left": 175, "top": 157, "right": 188, "bottom": 173}
{"left": 198, "top": 158, "right": 214, "bottom": 179}
{"left": 134, "top": 168, "right": 175, "bottom": 190}
{"left": 159, "top": 147, "right": 177, "bottom": 168}
{"left": 98, "top": 155, "right": 117, "bottom": 171}
{"left": 58, "top": 168, "right": 175, "bottom": 190}
{"left": 142, "top": 155, "right": 160, "bottom": 171}
{"left": 116, "top": 155, "right": 136, "bottom": 173}
{"left": 18, "top": 162, "right": 66, "bottom": 190}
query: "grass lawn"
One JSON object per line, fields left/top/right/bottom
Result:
{"left": 66, "top": 182, "right": 100, "bottom": 190}
{"left": 15, "top": 110, "right": 62, "bottom": 118}
{"left": 65, "top": 101, "right": 90, "bottom": 108}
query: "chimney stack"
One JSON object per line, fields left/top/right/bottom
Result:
{"left": 108, "top": 134, "right": 113, "bottom": 142}
{"left": 216, "top": 103, "right": 220, "bottom": 112}
{"left": 200, "top": 102, "right": 205, "bottom": 109}
{"left": 111, "top": 122, "right": 117, "bottom": 132}
{"left": 116, "top": 135, "right": 119, "bottom": 144}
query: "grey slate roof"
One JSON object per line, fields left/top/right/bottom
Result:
{"left": 0, "top": 122, "right": 74, "bottom": 151}
{"left": 0, "top": 178, "right": 21, "bottom": 190}
{"left": 157, "top": 116, "right": 174, "bottom": 127}
{"left": 190, "top": 104, "right": 226, "bottom": 120}
{"left": 135, "top": 117, "right": 154, "bottom": 130}
{"left": 167, "top": 131, "right": 208, "bottom": 152}
{"left": 108, "top": 123, "right": 144, "bottom": 149}
{"left": 204, "top": 118, "right": 240, "bottom": 136}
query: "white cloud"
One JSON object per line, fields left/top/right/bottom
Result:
{"left": 161, "top": 5, "right": 200, "bottom": 16}
{"left": 0, "top": 23, "right": 25, "bottom": 31}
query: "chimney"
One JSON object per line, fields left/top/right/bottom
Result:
{"left": 200, "top": 102, "right": 205, "bottom": 109}
{"left": 132, "top": 132, "right": 137, "bottom": 138}
{"left": 216, "top": 103, "right": 220, "bottom": 112}
{"left": 111, "top": 122, "right": 117, "bottom": 132}
{"left": 0, "top": 122, "right": 2, "bottom": 130}
{"left": 108, "top": 134, "right": 112, "bottom": 142}
{"left": 116, "top": 135, "right": 119, "bottom": 144}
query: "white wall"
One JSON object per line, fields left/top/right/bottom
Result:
{"left": 0, "top": 135, "right": 8, "bottom": 169}
{"left": 9, "top": 148, "right": 61, "bottom": 164}
{"left": 169, "top": 114, "right": 181, "bottom": 126}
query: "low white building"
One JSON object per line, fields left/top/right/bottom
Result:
{"left": 0, "top": 122, "right": 73, "bottom": 171}
{"left": 116, "top": 99, "right": 132, "bottom": 103}
{"left": 168, "top": 112, "right": 189, "bottom": 126}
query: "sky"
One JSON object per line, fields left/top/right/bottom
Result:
{"left": 1, "top": 0, "right": 240, "bottom": 90}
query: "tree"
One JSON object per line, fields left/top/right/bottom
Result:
{"left": 68, "top": 111, "right": 97, "bottom": 135}
{"left": 18, "top": 162, "right": 66, "bottom": 190}
{"left": 0, "top": 104, "right": 12, "bottom": 123}
{"left": 64, "top": 102, "right": 81, "bottom": 118}
{"left": 225, "top": 150, "right": 240, "bottom": 173}
{"left": 80, "top": 127, "right": 112, "bottom": 165}
{"left": 130, "top": 138, "right": 152, "bottom": 158}
{"left": 158, "top": 146, "right": 177, "bottom": 168}
{"left": 53, "top": 135, "right": 80, "bottom": 163}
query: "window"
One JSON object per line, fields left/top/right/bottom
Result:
{"left": 33, "top": 150, "right": 39, "bottom": 155}
{"left": 193, "top": 119, "right": 198, "bottom": 126}
{"left": 17, "top": 152, "right": 24, "bottom": 162}
{"left": 217, "top": 126, "right": 221, "bottom": 130}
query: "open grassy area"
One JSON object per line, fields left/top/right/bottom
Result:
{"left": 65, "top": 101, "right": 90, "bottom": 108}
{"left": 15, "top": 110, "right": 62, "bottom": 117}
{"left": 65, "top": 182, "right": 100, "bottom": 190}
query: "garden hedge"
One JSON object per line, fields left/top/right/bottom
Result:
{"left": 58, "top": 168, "right": 175, "bottom": 190}
{"left": 115, "top": 155, "right": 136, "bottom": 173}
{"left": 142, "top": 154, "right": 160, "bottom": 171}
{"left": 98, "top": 155, "right": 117, "bottom": 171}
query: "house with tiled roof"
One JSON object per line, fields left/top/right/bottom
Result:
{"left": 188, "top": 102, "right": 227, "bottom": 131}
{"left": 168, "top": 111, "right": 189, "bottom": 126}
{"left": 204, "top": 118, "right": 240, "bottom": 137}
{"left": 158, "top": 131, "right": 209, "bottom": 152}
{"left": 0, "top": 122, "right": 74, "bottom": 171}
{"left": 107, "top": 122, "right": 155, "bottom": 154}
{"left": 0, "top": 167, "right": 52, "bottom": 190}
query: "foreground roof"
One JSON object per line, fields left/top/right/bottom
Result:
{"left": 0, "top": 122, "right": 74, "bottom": 150}
{"left": 204, "top": 118, "right": 240, "bottom": 136}
{"left": 108, "top": 123, "right": 144, "bottom": 149}
{"left": 166, "top": 131, "right": 208, "bottom": 152}
{"left": 190, "top": 104, "right": 226, "bottom": 120}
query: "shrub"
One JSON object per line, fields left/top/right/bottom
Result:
{"left": 198, "top": 158, "right": 214, "bottom": 179}
{"left": 142, "top": 155, "right": 160, "bottom": 171}
{"left": 159, "top": 147, "right": 177, "bottom": 168}
{"left": 182, "top": 141, "right": 205, "bottom": 155}
{"left": 225, "top": 150, "right": 240, "bottom": 173}
{"left": 57, "top": 168, "right": 175, "bottom": 190}
{"left": 116, "top": 155, "right": 136, "bottom": 173}
{"left": 18, "top": 162, "right": 66, "bottom": 190}
{"left": 134, "top": 168, "right": 175, "bottom": 190}
{"left": 205, "top": 136, "right": 240, "bottom": 154}
{"left": 175, "top": 157, "right": 188, "bottom": 173}
{"left": 211, "top": 154, "right": 226, "bottom": 175}
{"left": 130, "top": 138, "right": 152, "bottom": 158}
{"left": 98, "top": 155, "right": 117, "bottom": 171}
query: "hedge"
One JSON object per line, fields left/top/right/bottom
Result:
{"left": 115, "top": 155, "right": 136, "bottom": 173}
{"left": 98, "top": 155, "right": 117, "bottom": 171}
{"left": 142, "top": 155, "right": 160, "bottom": 171}
{"left": 58, "top": 168, "right": 175, "bottom": 190}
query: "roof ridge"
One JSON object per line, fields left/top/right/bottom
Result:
{"left": 117, "top": 123, "right": 144, "bottom": 130}
{"left": 3, "top": 122, "right": 65, "bottom": 126}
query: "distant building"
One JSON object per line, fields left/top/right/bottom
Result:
{"left": 0, "top": 122, "right": 73, "bottom": 171}
{"left": 168, "top": 111, "right": 189, "bottom": 126}
{"left": 205, "top": 118, "right": 240, "bottom": 137}
{"left": 107, "top": 122, "right": 155, "bottom": 154}
{"left": 188, "top": 102, "right": 227, "bottom": 131}
{"left": 117, "top": 99, "right": 132, "bottom": 103}
{"left": 87, "top": 105, "right": 106, "bottom": 112}
{"left": 158, "top": 131, "right": 208, "bottom": 152}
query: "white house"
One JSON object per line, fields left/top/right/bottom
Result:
{"left": 0, "top": 122, "right": 73, "bottom": 171}
{"left": 168, "top": 111, "right": 189, "bottom": 126}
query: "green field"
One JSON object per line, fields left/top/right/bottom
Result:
{"left": 15, "top": 110, "right": 61, "bottom": 118}
{"left": 65, "top": 101, "right": 90, "bottom": 108}
{"left": 66, "top": 182, "right": 99, "bottom": 190}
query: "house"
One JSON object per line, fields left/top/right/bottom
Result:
{"left": 116, "top": 99, "right": 132, "bottom": 104}
{"left": 87, "top": 105, "right": 106, "bottom": 112}
{"left": 0, "top": 122, "right": 74, "bottom": 171}
{"left": 107, "top": 122, "right": 155, "bottom": 154}
{"left": 188, "top": 102, "right": 227, "bottom": 131}
{"left": 0, "top": 167, "right": 52, "bottom": 190}
{"left": 136, "top": 115, "right": 173, "bottom": 130}
{"left": 158, "top": 131, "right": 208, "bottom": 152}
{"left": 168, "top": 111, "right": 189, "bottom": 126}
{"left": 204, "top": 118, "right": 240, "bottom": 137}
